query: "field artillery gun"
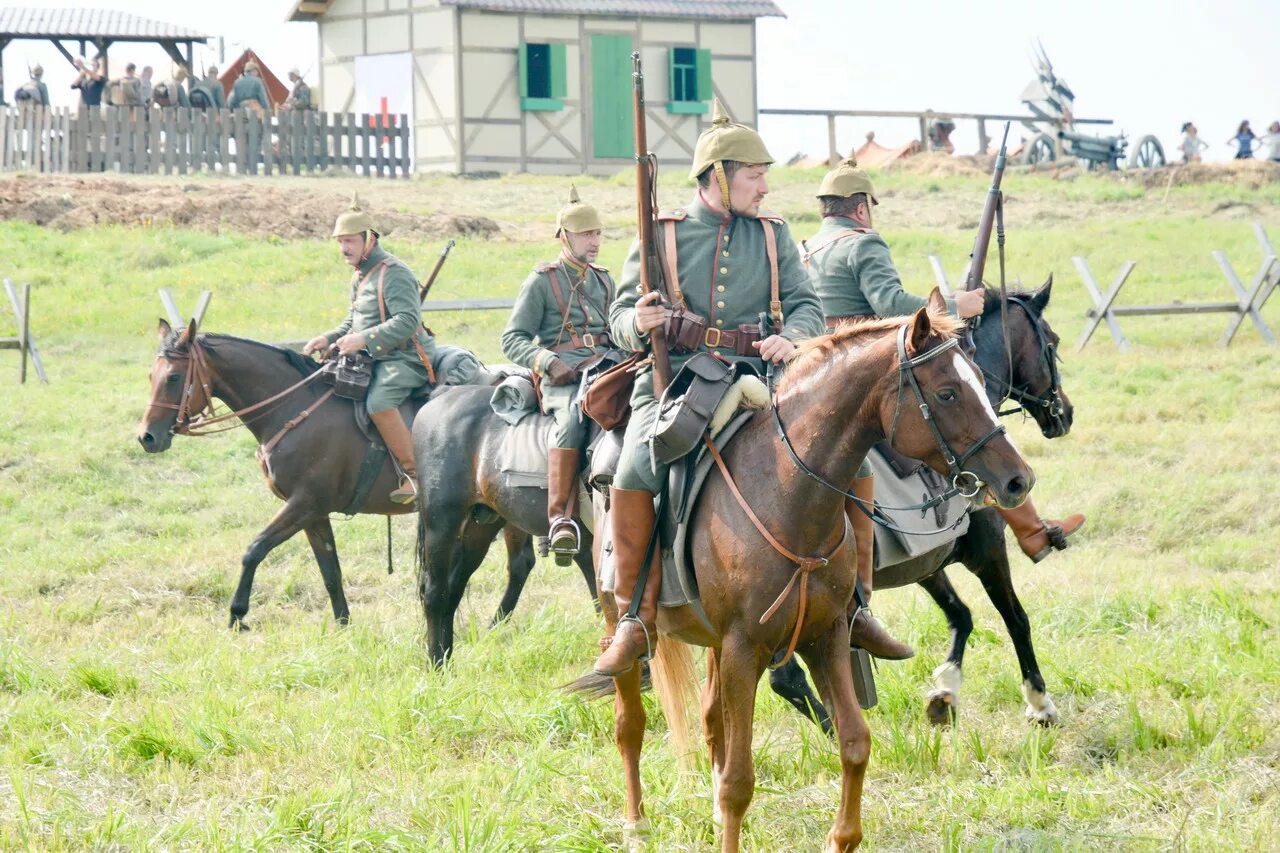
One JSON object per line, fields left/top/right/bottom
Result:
{"left": 1019, "top": 44, "right": 1165, "bottom": 171}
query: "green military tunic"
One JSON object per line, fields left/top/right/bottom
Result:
{"left": 806, "top": 216, "right": 956, "bottom": 320}
{"left": 610, "top": 194, "right": 824, "bottom": 493}
{"left": 502, "top": 256, "right": 615, "bottom": 448}
{"left": 287, "top": 80, "right": 312, "bottom": 110}
{"left": 198, "top": 75, "right": 226, "bottom": 109}
{"left": 17, "top": 78, "right": 51, "bottom": 107}
{"left": 229, "top": 74, "right": 269, "bottom": 111}
{"left": 323, "top": 244, "right": 436, "bottom": 414}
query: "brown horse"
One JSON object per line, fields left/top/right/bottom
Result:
{"left": 136, "top": 319, "right": 536, "bottom": 629}
{"left": 605, "top": 293, "right": 1035, "bottom": 851}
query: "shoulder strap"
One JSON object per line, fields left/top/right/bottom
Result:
{"left": 546, "top": 266, "right": 584, "bottom": 348}
{"left": 801, "top": 228, "right": 870, "bottom": 268}
{"left": 661, "top": 220, "right": 686, "bottom": 307}
{"left": 657, "top": 207, "right": 688, "bottom": 221}
{"left": 761, "top": 219, "right": 782, "bottom": 327}
{"left": 375, "top": 262, "right": 436, "bottom": 384}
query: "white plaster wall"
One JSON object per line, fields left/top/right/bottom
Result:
{"left": 416, "top": 125, "right": 456, "bottom": 164}
{"left": 581, "top": 17, "right": 639, "bottom": 34}
{"left": 524, "top": 110, "right": 583, "bottom": 160}
{"left": 323, "top": 19, "right": 364, "bottom": 61}
{"left": 367, "top": 13, "right": 412, "bottom": 54}
{"left": 366, "top": 0, "right": 387, "bottom": 12}
{"left": 641, "top": 19, "right": 696, "bottom": 44}
{"left": 412, "top": 8, "right": 454, "bottom": 49}
{"left": 321, "top": 61, "right": 355, "bottom": 111}
{"left": 415, "top": 52, "right": 455, "bottom": 118}
{"left": 466, "top": 123, "right": 522, "bottom": 158}
{"left": 522, "top": 15, "right": 578, "bottom": 41}
{"left": 328, "top": 0, "right": 363, "bottom": 16}
{"left": 461, "top": 50, "right": 519, "bottom": 118}
{"left": 699, "top": 22, "right": 752, "bottom": 55}
{"left": 639, "top": 44, "right": 668, "bottom": 102}
{"left": 712, "top": 58, "right": 755, "bottom": 123}
{"left": 461, "top": 11, "right": 519, "bottom": 49}
{"left": 647, "top": 109, "right": 699, "bottom": 163}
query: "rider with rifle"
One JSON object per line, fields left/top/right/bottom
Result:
{"left": 595, "top": 94, "right": 824, "bottom": 677}
{"left": 804, "top": 151, "right": 1084, "bottom": 659}
{"left": 501, "top": 186, "right": 618, "bottom": 565}
{"left": 303, "top": 195, "right": 437, "bottom": 504}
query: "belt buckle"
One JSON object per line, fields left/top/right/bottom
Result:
{"left": 581, "top": 332, "right": 596, "bottom": 349}
{"left": 704, "top": 327, "right": 723, "bottom": 348}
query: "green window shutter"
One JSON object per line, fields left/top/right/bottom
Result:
{"left": 550, "top": 43, "right": 567, "bottom": 99}
{"left": 695, "top": 48, "right": 712, "bottom": 101}
{"left": 518, "top": 44, "right": 529, "bottom": 98}
{"left": 668, "top": 48, "right": 678, "bottom": 102}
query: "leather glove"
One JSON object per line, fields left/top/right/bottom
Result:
{"left": 545, "top": 357, "right": 578, "bottom": 386}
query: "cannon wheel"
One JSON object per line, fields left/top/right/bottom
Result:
{"left": 1128, "top": 135, "right": 1166, "bottom": 170}
{"left": 1023, "top": 133, "right": 1056, "bottom": 166}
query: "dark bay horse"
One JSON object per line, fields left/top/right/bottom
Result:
{"left": 767, "top": 279, "right": 1074, "bottom": 729}
{"left": 609, "top": 295, "right": 1034, "bottom": 851}
{"left": 411, "top": 384, "right": 598, "bottom": 666}
{"left": 137, "top": 320, "right": 534, "bottom": 629}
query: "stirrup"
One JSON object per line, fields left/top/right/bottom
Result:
{"left": 389, "top": 477, "right": 417, "bottom": 505}
{"left": 548, "top": 517, "right": 581, "bottom": 563}
{"left": 616, "top": 614, "right": 655, "bottom": 663}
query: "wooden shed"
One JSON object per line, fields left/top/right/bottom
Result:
{"left": 288, "top": 0, "right": 784, "bottom": 174}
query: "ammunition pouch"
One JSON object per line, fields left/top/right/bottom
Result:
{"left": 321, "top": 351, "right": 375, "bottom": 401}
{"left": 663, "top": 307, "right": 710, "bottom": 353}
{"left": 649, "top": 352, "right": 735, "bottom": 465}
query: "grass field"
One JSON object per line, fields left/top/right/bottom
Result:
{"left": 1, "top": 165, "right": 1279, "bottom": 851}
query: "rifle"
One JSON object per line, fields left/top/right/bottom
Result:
{"left": 962, "top": 122, "right": 1011, "bottom": 293}
{"left": 418, "top": 239, "right": 456, "bottom": 303}
{"left": 631, "top": 52, "right": 674, "bottom": 394}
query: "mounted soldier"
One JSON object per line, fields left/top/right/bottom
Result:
{"left": 151, "top": 64, "right": 191, "bottom": 109}
{"left": 229, "top": 59, "right": 270, "bottom": 115}
{"left": 191, "top": 64, "right": 225, "bottom": 110}
{"left": 594, "top": 99, "right": 825, "bottom": 677}
{"left": 303, "top": 196, "right": 437, "bottom": 504}
{"left": 805, "top": 153, "right": 1085, "bottom": 658}
{"left": 501, "top": 185, "right": 617, "bottom": 565}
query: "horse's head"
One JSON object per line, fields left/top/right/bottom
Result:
{"left": 883, "top": 289, "right": 1035, "bottom": 510}
{"left": 137, "top": 318, "right": 210, "bottom": 453}
{"left": 977, "top": 277, "right": 1073, "bottom": 438}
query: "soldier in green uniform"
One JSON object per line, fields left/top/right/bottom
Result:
{"left": 285, "top": 68, "right": 312, "bottom": 111}
{"left": 806, "top": 154, "right": 1085, "bottom": 659}
{"left": 594, "top": 100, "right": 825, "bottom": 677}
{"left": 501, "top": 186, "right": 616, "bottom": 564}
{"left": 191, "top": 64, "right": 225, "bottom": 110}
{"left": 229, "top": 60, "right": 270, "bottom": 113}
{"left": 152, "top": 64, "right": 191, "bottom": 108}
{"left": 303, "top": 196, "right": 437, "bottom": 504}
{"left": 15, "top": 64, "right": 50, "bottom": 107}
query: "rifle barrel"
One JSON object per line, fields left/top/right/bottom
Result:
{"left": 632, "top": 52, "right": 673, "bottom": 392}
{"left": 963, "top": 122, "right": 1011, "bottom": 292}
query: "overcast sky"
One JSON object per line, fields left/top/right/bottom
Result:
{"left": 9, "top": 0, "right": 1277, "bottom": 163}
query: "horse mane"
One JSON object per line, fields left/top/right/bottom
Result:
{"left": 162, "top": 331, "right": 320, "bottom": 377}
{"left": 781, "top": 306, "right": 964, "bottom": 392}
{"left": 982, "top": 286, "right": 1042, "bottom": 317}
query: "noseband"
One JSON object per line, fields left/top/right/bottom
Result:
{"left": 980, "top": 296, "right": 1067, "bottom": 429}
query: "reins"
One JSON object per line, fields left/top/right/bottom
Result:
{"left": 977, "top": 296, "right": 1067, "bottom": 428}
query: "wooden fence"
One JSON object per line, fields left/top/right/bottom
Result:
{"left": 0, "top": 105, "right": 411, "bottom": 178}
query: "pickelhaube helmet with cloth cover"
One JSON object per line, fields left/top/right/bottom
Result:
{"left": 332, "top": 192, "right": 377, "bottom": 238}
{"left": 688, "top": 98, "right": 774, "bottom": 210}
{"left": 554, "top": 184, "right": 602, "bottom": 237}
{"left": 817, "top": 151, "right": 879, "bottom": 205}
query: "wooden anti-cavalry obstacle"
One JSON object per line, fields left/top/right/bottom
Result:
{"left": 157, "top": 288, "right": 212, "bottom": 330}
{"left": 2, "top": 279, "right": 48, "bottom": 384}
{"left": 1075, "top": 223, "right": 1278, "bottom": 351}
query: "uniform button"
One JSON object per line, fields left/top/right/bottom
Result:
{"left": 717, "top": 285, "right": 725, "bottom": 293}
{"left": 715, "top": 319, "right": 724, "bottom": 327}
{"left": 722, "top": 250, "right": 729, "bottom": 257}
{"left": 716, "top": 300, "right": 725, "bottom": 309}
{"left": 719, "top": 266, "right": 728, "bottom": 275}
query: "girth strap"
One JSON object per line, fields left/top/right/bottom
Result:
{"left": 703, "top": 433, "right": 841, "bottom": 670}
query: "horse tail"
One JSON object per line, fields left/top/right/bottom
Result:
{"left": 414, "top": 503, "right": 429, "bottom": 605}
{"left": 651, "top": 637, "right": 700, "bottom": 772}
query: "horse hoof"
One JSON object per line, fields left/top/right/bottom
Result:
{"left": 1025, "top": 703, "right": 1060, "bottom": 727}
{"left": 229, "top": 615, "right": 251, "bottom": 632}
{"left": 925, "top": 690, "right": 956, "bottom": 727}
{"left": 622, "top": 817, "right": 650, "bottom": 851}
{"left": 335, "top": 615, "right": 350, "bottom": 627}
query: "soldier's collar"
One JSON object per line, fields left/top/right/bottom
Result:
{"left": 558, "top": 251, "right": 589, "bottom": 278}
{"left": 357, "top": 243, "right": 389, "bottom": 274}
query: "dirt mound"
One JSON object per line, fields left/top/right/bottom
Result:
{"left": 1130, "top": 159, "right": 1280, "bottom": 189}
{"left": 0, "top": 174, "right": 501, "bottom": 240}
{"left": 886, "top": 151, "right": 992, "bottom": 177}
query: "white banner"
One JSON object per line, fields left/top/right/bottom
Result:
{"left": 354, "top": 53, "right": 413, "bottom": 166}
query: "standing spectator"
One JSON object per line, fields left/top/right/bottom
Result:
{"left": 1228, "top": 120, "right": 1257, "bottom": 159}
{"left": 14, "top": 64, "right": 50, "bottom": 107}
{"left": 108, "top": 62, "right": 143, "bottom": 106}
{"left": 1260, "top": 121, "right": 1280, "bottom": 164}
{"left": 284, "top": 67, "right": 312, "bottom": 111}
{"left": 228, "top": 60, "right": 270, "bottom": 116}
{"left": 1179, "top": 122, "right": 1209, "bottom": 163}
{"left": 140, "top": 65, "right": 153, "bottom": 106}
{"left": 152, "top": 64, "right": 190, "bottom": 108}
{"left": 71, "top": 57, "right": 106, "bottom": 107}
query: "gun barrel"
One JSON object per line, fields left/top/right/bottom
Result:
{"left": 963, "top": 122, "right": 1011, "bottom": 292}
{"left": 632, "top": 51, "right": 673, "bottom": 392}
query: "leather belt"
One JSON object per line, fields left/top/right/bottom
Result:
{"left": 703, "top": 327, "right": 740, "bottom": 350}
{"left": 551, "top": 330, "right": 612, "bottom": 353}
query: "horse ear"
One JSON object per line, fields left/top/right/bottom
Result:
{"left": 1032, "top": 274, "right": 1053, "bottom": 311}
{"left": 179, "top": 316, "right": 198, "bottom": 344}
{"left": 908, "top": 304, "right": 932, "bottom": 354}
{"left": 157, "top": 318, "right": 172, "bottom": 340}
{"left": 927, "top": 286, "right": 948, "bottom": 315}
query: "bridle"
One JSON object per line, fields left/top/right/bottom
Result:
{"left": 147, "top": 334, "right": 330, "bottom": 438}
{"left": 978, "top": 295, "right": 1067, "bottom": 431}
{"left": 771, "top": 326, "right": 1006, "bottom": 532}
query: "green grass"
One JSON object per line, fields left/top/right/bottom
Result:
{"left": 1, "top": 168, "right": 1278, "bottom": 850}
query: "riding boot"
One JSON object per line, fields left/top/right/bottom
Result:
{"left": 594, "top": 487, "right": 661, "bottom": 676}
{"left": 844, "top": 474, "right": 914, "bottom": 661}
{"left": 998, "top": 497, "right": 1085, "bottom": 562}
{"left": 547, "top": 447, "right": 581, "bottom": 566}
{"left": 369, "top": 408, "right": 418, "bottom": 504}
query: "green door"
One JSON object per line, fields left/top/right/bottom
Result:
{"left": 591, "top": 34, "right": 634, "bottom": 159}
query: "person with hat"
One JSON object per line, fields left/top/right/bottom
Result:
{"left": 501, "top": 186, "right": 617, "bottom": 564}
{"left": 302, "top": 196, "right": 437, "bottom": 504}
{"left": 151, "top": 64, "right": 191, "bottom": 109}
{"left": 191, "top": 64, "right": 225, "bottom": 110}
{"left": 805, "top": 154, "right": 1085, "bottom": 659}
{"left": 284, "top": 67, "right": 312, "bottom": 111}
{"left": 14, "top": 64, "right": 50, "bottom": 107}
{"left": 229, "top": 59, "right": 270, "bottom": 114}
{"left": 594, "top": 99, "right": 825, "bottom": 676}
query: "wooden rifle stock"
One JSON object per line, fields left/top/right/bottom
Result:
{"left": 963, "top": 122, "right": 1011, "bottom": 292}
{"left": 632, "top": 52, "right": 674, "bottom": 394}
{"left": 419, "top": 239, "right": 456, "bottom": 303}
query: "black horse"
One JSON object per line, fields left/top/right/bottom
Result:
{"left": 769, "top": 280, "right": 1073, "bottom": 728}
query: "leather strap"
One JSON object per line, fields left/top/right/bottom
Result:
{"left": 375, "top": 262, "right": 436, "bottom": 385}
{"left": 662, "top": 220, "right": 686, "bottom": 308}
{"left": 547, "top": 267, "right": 585, "bottom": 349}
{"left": 801, "top": 228, "right": 868, "bottom": 268}
{"left": 761, "top": 220, "right": 782, "bottom": 328}
{"left": 703, "top": 433, "right": 841, "bottom": 669}
{"left": 260, "top": 387, "right": 336, "bottom": 455}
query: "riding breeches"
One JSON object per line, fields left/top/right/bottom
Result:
{"left": 365, "top": 356, "right": 431, "bottom": 415}
{"left": 541, "top": 383, "right": 588, "bottom": 450}
{"left": 613, "top": 369, "right": 666, "bottom": 495}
